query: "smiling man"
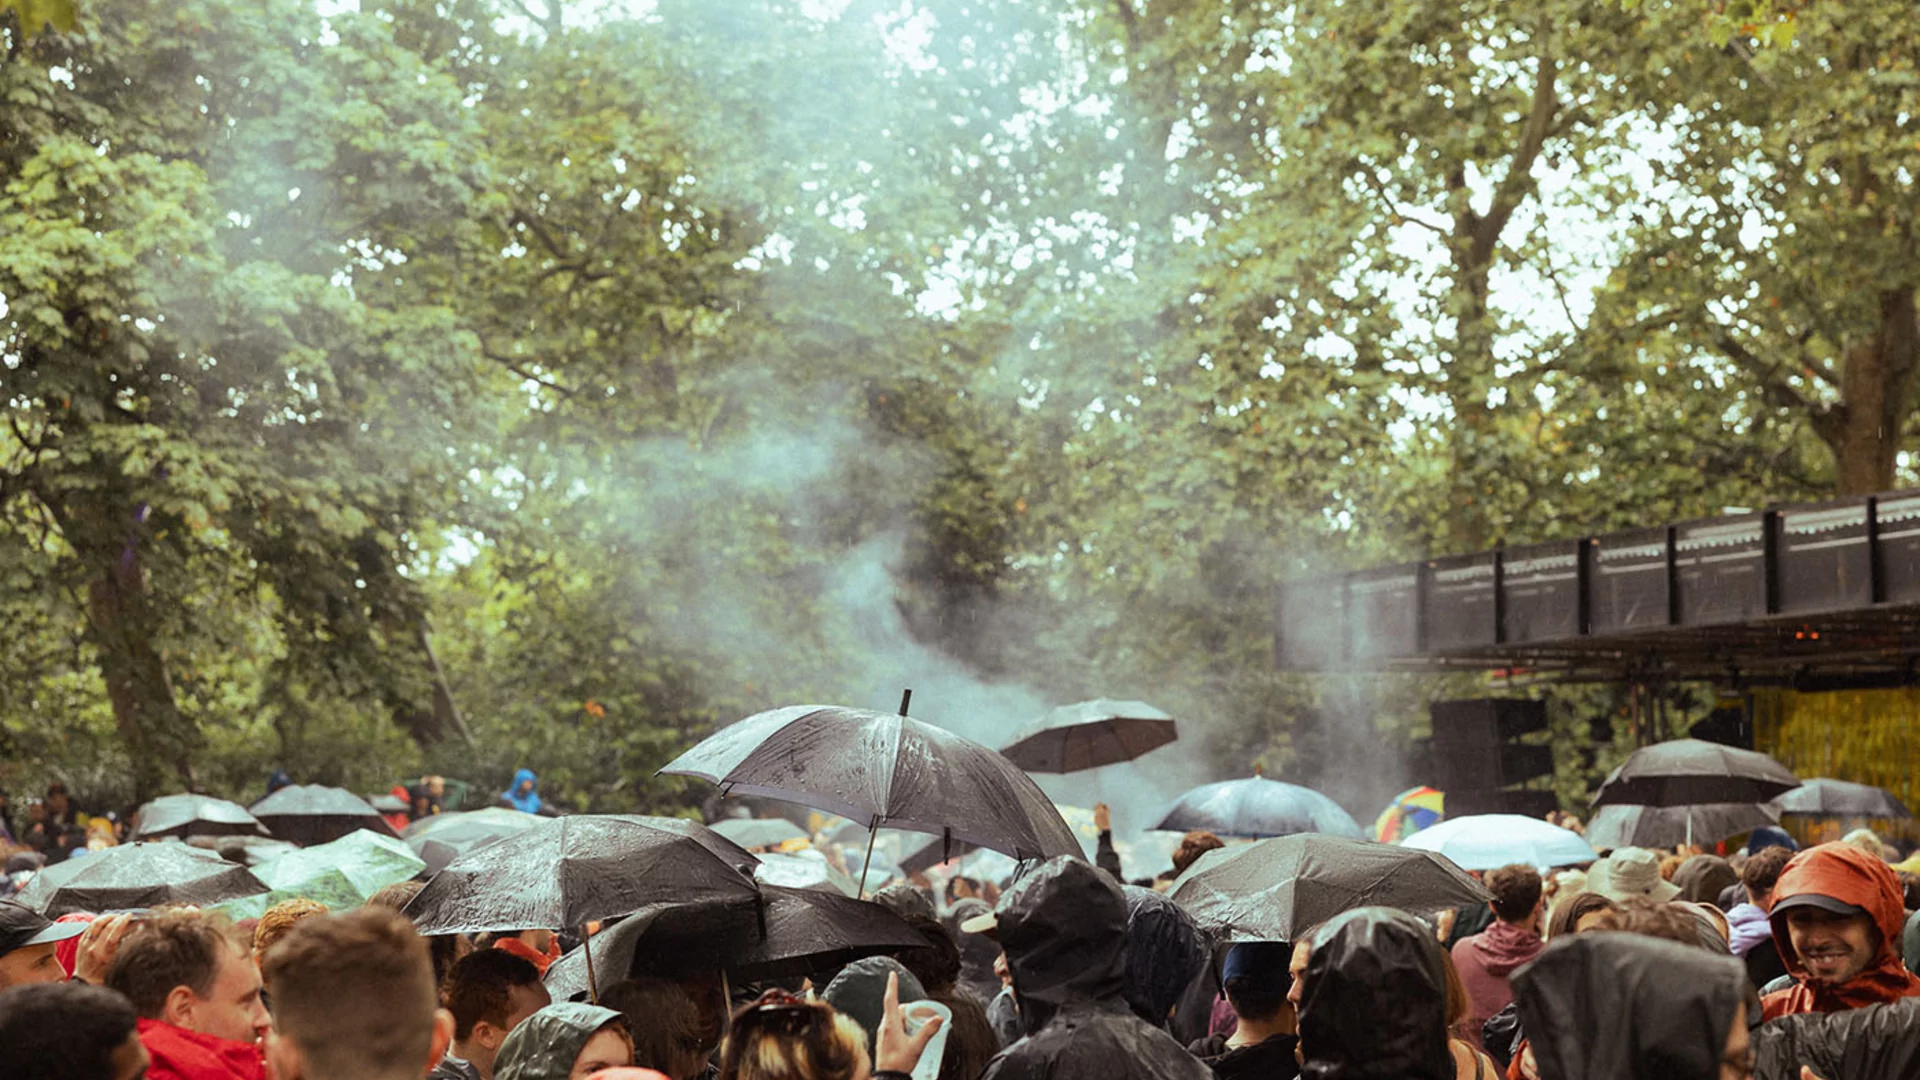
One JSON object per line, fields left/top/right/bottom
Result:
{"left": 1763, "top": 843, "right": 1920, "bottom": 1020}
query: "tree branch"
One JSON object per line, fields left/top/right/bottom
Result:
{"left": 484, "top": 349, "right": 578, "bottom": 397}
{"left": 1714, "top": 333, "right": 1820, "bottom": 419}
{"left": 1475, "top": 47, "right": 1560, "bottom": 262}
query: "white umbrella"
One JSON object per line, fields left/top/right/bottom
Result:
{"left": 1399, "top": 813, "right": 1595, "bottom": 871}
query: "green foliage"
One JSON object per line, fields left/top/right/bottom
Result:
{"left": 3, "top": 0, "right": 1915, "bottom": 820}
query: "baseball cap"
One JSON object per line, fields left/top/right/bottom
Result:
{"left": 959, "top": 909, "right": 998, "bottom": 938}
{"left": 0, "top": 899, "right": 88, "bottom": 957}
{"left": 1770, "top": 893, "right": 1869, "bottom": 918}
{"left": 1221, "top": 941, "right": 1294, "bottom": 996}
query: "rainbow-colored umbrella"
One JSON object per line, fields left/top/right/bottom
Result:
{"left": 1373, "top": 786, "right": 1445, "bottom": 842}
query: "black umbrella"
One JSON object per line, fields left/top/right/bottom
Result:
{"left": 1772, "top": 778, "right": 1913, "bottom": 819}
{"left": 1154, "top": 775, "right": 1366, "bottom": 839}
{"left": 402, "top": 815, "right": 761, "bottom": 936}
{"left": 249, "top": 785, "right": 398, "bottom": 846}
{"left": 999, "top": 699, "right": 1179, "bottom": 774}
{"left": 659, "top": 705, "right": 1081, "bottom": 879}
{"left": 544, "top": 886, "right": 928, "bottom": 1001}
{"left": 1167, "top": 834, "right": 1489, "bottom": 942}
{"left": 709, "top": 818, "right": 809, "bottom": 851}
{"left": 15, "top": 842, "right": 269, "bottom": 916}
{"left": 133, "top": 794, "right": 268, "bottom": 840}
{"left": 1590, "top": 740, "right": 1801, "bottom": 808}
{"left": 1585, "top": 802, "right": 1781, "bottom": 850}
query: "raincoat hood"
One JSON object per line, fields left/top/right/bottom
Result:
{"left": 1513, "top": 933, "right": 1748, "bottom": 1080}
{"left": 504, "top": 769, "right": 542, "bottom": 814}
{"left": 1764, "top": 842, "right": 1920, "bottom": 1017}
{"left": 1298, "top": 907, "right": 1450, "bottom": 1080}
{"left": 1463, "top": 919, "right": 1543, "bottom": 978}
{"left": 993, "top": 856, "right": 1128, "bottom": 1022}
{"left": 823, "top": 956, "right": 928, "bottom": 1054}
{"left": 1673, "top": 855, "right": 1739, "bottom": 905}
{"left": 1726, "top": 903, "right": 1774, "bottom": 957}
{"left": 1753, "top": 997, "right": 1920, "bottom": 1080}
{"left": 1120, "top": 885, "right": 1208, "bottom": 1028}
{"left": 495, "top": 1002, "right": 625, "bottom": 1080}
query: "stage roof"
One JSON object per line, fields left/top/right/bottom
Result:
{"left": 1272, "top": 491, "right": 1920, "bottom": 686}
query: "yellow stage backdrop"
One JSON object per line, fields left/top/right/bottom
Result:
{"left": 1750, "top": 688, "right": 1920, "bottom": 845}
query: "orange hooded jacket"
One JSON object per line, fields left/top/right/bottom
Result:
{"left": 1762, "top": 842, "right": 1920, "bottom": 1019}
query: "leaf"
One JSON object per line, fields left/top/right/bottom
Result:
{"left": 1, "top": 0, "right": 79, "bottom": 34}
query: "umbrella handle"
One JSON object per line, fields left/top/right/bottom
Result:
{"left": 858, "top": 816, "right": 883, "bottom": 897}
{"left": 582, "top": 924, "right": 598, "bottom": 1004}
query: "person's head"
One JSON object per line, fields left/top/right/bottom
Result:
{"left": 1747, "top": 826, "right": 1798, "bottom": 857}
{"left": 427, "top": 776, "right": 447, "bottom": 798}
{"left": 599, "top": 978, "right": 707, "bottom": 1080}
{"left": 1285, "top": 938, "right": 1311, "bottom": 1014}
{"left": 46, "top": 784, "right": 69, "bottom": 815}
{"left": 252, "top": 898, "right": 328, "bottom": 966}
{"left": 106, "top": 910, "right": 268, "bottom": 1046}
{"left": 944, "top": 876, "right": 982, "bottom": 904}
{"left": 1513, "top": 932, "right": 1752, "bottom": 1080}
{"left": 967, "top": 857, "right": 1127, "bottom": 1034}
{"left": 1587, "top": 847, "right": 1682, "bottom": 903}
{"left": 0, "top": 900, "right": 88, "bottom": 989}
{"left": 496, "top": 1003, "right": 634, "bottom": 1080}
{"left": 1739, "top": 845, "right": 1793, "bottom": 909}
{"left": 260, "top": 906, "right": 454, "bottom": 1080}
{"left": 869, "top": 884, "right": 937, "bottom": 925}
{"left": 1170, "top": 831, "right": 1225, "bottom": 879}
{"left": 1547, "top": 892, "right": 1622, "bottom": 940}
{"left": 1485, "top": 863, "right": 1544, "bottom": 927}
{"left": 821, "top": 957, "right": 925, "bottom": 1058}
{"left": 1220, "top": 941, "right": 1293, "bottom": 1028}
{"left": 1768, "top": 842, "right": 1908, "bottom": 990}
{"left": 1898, "top": 871, "right": 1920, "bottom": 913}
{"left": 1119, "top": 884, "right": 1208, "bottom": 1028}
{"left": 1841, "top": 828, "right": 1890, "bottom": 863}
{"left": 1658, "top": 854, "right": 1687, "bottom": 881}
{"left": 1297, "top": 909, "right": 1449, "bottom": 1080}
{"left": 718, "top": 990, "right": 870, "bottom": 1080}
{"left": 891, "top": 915, "right": 961, "bottom": 996}
{"left": 1593, "top": 896, "right": 1705, "bottom": 947}
{"left": 25, "top": 799, "right": 46, "bottom": 824}
{"left": 443, "top": 948, "right": 551, "bottom": 1080}
{"left": 0, "top": 981, "right": 149, "bottom": 1080}
{"left": 1673, "top": 855, "right": 1740, "bottom": 906}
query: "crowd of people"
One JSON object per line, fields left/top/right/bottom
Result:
{"left": 4, "top": 804, "right": 1920, "bottom": 1080}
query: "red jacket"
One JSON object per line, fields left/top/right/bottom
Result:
{"left": 1762, "top": 843, "right": 1920, "bottom": 1019}
{"left": 137, "top": 1018, "right": 267, "bottom": 1080}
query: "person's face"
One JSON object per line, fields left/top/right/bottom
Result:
{"left": 0, "top": 943, "right": 64, "bottom": 988}
{"left": 678, "top": 972, "right": 726, "bottom": 1048}
{"left": 181, "top": 943, "right": 270, "bottom": 1045}
{"left": 523, "top": 929, "right": 556, "bottom": 954}
{"left": 110, "top": 1029, "right": 151, "bottom": 1080}
{"left": 1719, "top": 1001, "right": 1752, "bottom": 1080}
{"left": 569, "top": 1027, "right": 632, "bottom": 1079}
{"left": 1285, "top": 941, "right": 1311, "bottom": 1011}
{"left": 517, "top": 780, "right": 533, "bottom": 795}
{"left": 1785, "top": 908, "right": 1878, "bottom": 985}
{"left": 26, "top": 803, "right": 45, "bottom": 823}
{"left": 48, "top": 792, "right": 68, "bottom": 814}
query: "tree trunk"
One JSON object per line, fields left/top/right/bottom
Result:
{"left": 1826, "top": 286, "right": 1919, "bottom": 495}
{"left": 68, "top": 512, "right": 198, "bottom": 802}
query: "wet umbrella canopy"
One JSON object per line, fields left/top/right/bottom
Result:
{"left": 255, "top": 829, "right": 425, "bottom": 904}
{"left": 544, "top": 885, "right": 927, "bottom": 1000}
{"left": 659, "top": 705, "right": 1081, "bottom": 862}
{"left": 1585, "top": 802, "right": 1780, "bottom": 850}
{"left": 1590, "top": 739, "right": 1801, "bottom": 808}
{"left": 250, "top": 784, "right": 398, "bottom": 846}
{"left": 402, "top": 807, "right": 544, "bottom": 864}
{"left": 753, "top": 850, "right": 859, "bottom": 897}
{"left": 16, "top": 841, "right": 269, "bottom": 916}
{"left": 1154, "top": 775, "right": 1366, "bottom": 839}
{"left": 403, "top": 814, "right": 761, "bottom": 935}
{"left": 1168, "top": 834, "right": 1489, "bottom": 943}
{"left": 133, "top": 794, "right": 268, "bottom": 840}
{"left": 1773, "top": 777, "right": 1913, "bottom": 819}
{"left": 999, "top": 700, "right": 1178, "bottom": 774}
{"left": 1400, "top": 813, "right": 1596, "bottom": 871}
{"left": 709, "top": 817, "right": 809, "bottom": 850}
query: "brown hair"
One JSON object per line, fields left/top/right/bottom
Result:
{"left": 106, "top": 910, "right": 240, "bottom": 1019}
{"left": 1171, "top": 831, "right": 1226, "bottom": 878}
{"left": 366, "top": 881, "right": 424, "bottom": 910}
{"left": 1485, "top": 864, "right": 1544, "bottom": 923}
{"left": 1740, "top": 846, "right": 1793, "bottom": 902}
{"left": 1658, "top": 854, "right": 1687, "bottom": 881}
{"left": 719, "top": 994, "right": 867, "bottom": 1080}
{"left": 253, "top": 899, "right": 329, "bottom": 965}
{"left": 262, "top": 907, "right": 439, "bottom": 1080}
{"left": 1594, "top": 897, "right": 1700, "bottom": 946}
{"left": 1546, "top": 892, "right": 1621, "bottom": 940}
{"left": 1439, "top": 948, "right": 1471, "bottom": 1038}
{"left": 441, "top": 948, "right": 543, "bottom": 1042}
{"left": 600, "top": 977, "right": 708, "bottom": 1080}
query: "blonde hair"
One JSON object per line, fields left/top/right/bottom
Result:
{"left": 1842, "top": 829, "right": 1890, "bottom": 862}
{"left": 253, "top": 899, "right": 329, "bottom": 964}
{"left": 721, "top": 1001, "right": 868, "bottom": 1080}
